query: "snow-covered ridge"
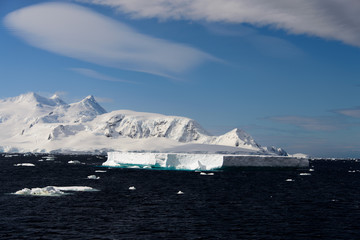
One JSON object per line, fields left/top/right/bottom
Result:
{"left": 0, "top": 92, "right": 287, "bottom": 155}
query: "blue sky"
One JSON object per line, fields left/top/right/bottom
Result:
{"left": 1, "top": 0, "right": 360, "bottom": 158}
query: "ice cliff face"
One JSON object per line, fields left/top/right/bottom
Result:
{"left": 0, "top": 92, "right": 286, "bottom": 155}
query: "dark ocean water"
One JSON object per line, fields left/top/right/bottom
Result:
{"left": 1, "top": 154, "right": 360, "bottom": 240}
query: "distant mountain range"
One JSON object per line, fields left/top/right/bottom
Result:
{"left": 0, "top": 92, "right": 287, "bottom": 155}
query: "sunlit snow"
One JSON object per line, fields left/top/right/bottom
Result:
{"left": 0, "top": 92, "right": 291, "bottom": 155}
{"left": 13, "top": 186, "right": 99, "bottom": 196}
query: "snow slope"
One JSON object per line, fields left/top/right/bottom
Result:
{"left": 0, "top": 92, "right": 287, "bottom": 155}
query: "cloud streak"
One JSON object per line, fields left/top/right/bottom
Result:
{"left": 268, "top": 116, "right": 345, "bottom": 131}
{"left": 4, "top": 2, "right": 214, "bottom": 78}
{"left": 334, "top": 106, "right": 360, "bottom": 118}
{"left": 71, "top": 68, "right": 137, "bottom": 84}
{"left": 77, "top": 0, "right": 360, "bottom": 47}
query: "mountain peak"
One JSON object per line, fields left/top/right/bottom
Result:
{"left": 50, "top": 94, "right": 67, "bottom": 105}
{"left": 8, "top": 92, "right": 65, "bottom": 107}
{"left": 212, "top": 127, "right": 261, "bottom": 149}
{"left": 76, "top": 95, "right": 106, "bottom": 115}
{"left": 83, "top": 95, "right": 95, "bottom": 101}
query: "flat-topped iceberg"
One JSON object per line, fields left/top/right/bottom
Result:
{"left": 103, "top": 152, "right": 309, "bottom": 170}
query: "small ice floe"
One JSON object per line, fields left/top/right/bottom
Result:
{"left": 95, "top": 170, "right": 107, "bottom": 173}
{"left": 200, "top": 172, "right": 215, "bottom": 176}
{"left": 55, "top": 186, "right": 99, "bottom": 192}
{"left": 68, "top": 160, "right": 82, "bottom": 164}
{"left": 43, "top": 155, "right": 55, "bottom": 161}
{"left": 129, "top": 186, "right": 136, "bottom": 190}
{"left": 13, "top": 186, "right": 99, "bottom": 197}
{"left": 14, "top": 186, "right": 65, "bottom": 197}
{"left": 87, "top": 175, "right": 100, "bottom": 180}
{"left": 348, "top": 170, "right": 356, "bottom": 173}
{"left": 309, "top": 168, "right": 315, "bottom": 172}
{"left": 38, "top": 159, "right": 44, "bottom": 162}
{"left": 177, "top": 191, "right": 184, "bottom": 195}
{"left": 285, "top": 179, "right": 295, "bottom": 182}
{"left": 299, "top": 173, "right": 311, "bottom": 176}
{"left": 14, "top": 163, "right": 35, "bottom": 167}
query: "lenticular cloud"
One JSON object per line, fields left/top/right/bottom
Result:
{"left": 78, "top": 0, "right": 360, "bottom": 47}
{"left": 4, "top": 2, "right": 213, "bottom": 77}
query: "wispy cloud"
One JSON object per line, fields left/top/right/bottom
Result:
{"left": 268, "top": 115, "right": 345, "bottom": 131}
{"left": 4, "top": 2, "right": 214, "bottom": 78}
{"left": 205, "top": 23, "right": 303, "bottom": 58}
{"left": 334, "top": 106, "right": 360, "bottom": 118}
{"left": 77, "top": 0, "right": 360, "bottom": 47}
{"left": 70, "top": 68, "right": 137, "bottom": 84}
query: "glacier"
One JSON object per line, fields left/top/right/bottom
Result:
{"left": 0, "top": 92, "right": 295, "bottom": 157}
{"left": 103, "top": 152, "right": 309, "bottom": 170}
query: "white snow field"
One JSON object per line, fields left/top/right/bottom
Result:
{"left": 104, "top": 152, "right": 309, "bottom": 170}
{"left": 0, "top": 92, "right": 291, "bottom": 156}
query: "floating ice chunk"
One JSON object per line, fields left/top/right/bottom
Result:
{"left": 200, "top": 172, "right": 215, "bottom": 176}
{"left": 309, "top": 168, "right": 315, "bottom": 172}
{"left": 68, "top": 160, "right": 81, "bottom": 164}
{"left": 55, "top": 186, "right": 99, "bottom": 192}
{"left": 285, "top": 179, "right": 295, "bottom": 182}
{"left": 43, "top": 155, "right": 55, "bottom": 161}
{"left": 129, "top": 166, "right": 140, "bottom": 169}
{"left": 177, "top": 191, "right": 184, "bottom": 195}
{"left": 87, "top": 175, "right": 100, "bottom": 179}
{"left": 207, "top": 172, "right": 214, "bottom": 176}
{"left": 200, "top": 172, "right": 207, "bottom": 175}
{"left": 95, "top": 170, "right": 107, "bottom": 173}
{"left": 38, "top": 159, "right": 44, "bottom": 162}
{"left": 299, "top": 173, "right": 311, "bottom": 176}
{"left": 129, "top": 186, "right": 136, "bottom": 190}
{"left": 14, "top": 186, "right": 65, "bottom": 197}
{"left": 14, "top": 163, "right": 35, "bottom": 167}
{"left": 13, "top": 186, "right": 99, "bottom": 196}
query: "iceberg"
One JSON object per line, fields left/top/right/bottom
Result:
{"left": 14, "top": 163, "right": 35, "bottom": 167}
{"left": 103, "top": 152, "right": 309, "bottom": 170}
{"left": 55, "top": 186, "right": 99, "bottom": 192}
{"left": 87, "top": 175, "right": 100, "bottom": 179}
{"left": 13, "top": 186, "right": 99, "bottom": 196}
{"left": 68, "top": 160, "right": 82, "bottom": 164}
{"left": 14, "top": 186, "right": 66, "bottom": 196}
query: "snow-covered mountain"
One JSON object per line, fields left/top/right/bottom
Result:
{"left": 0, "top": 92, "right": 287, "bottom": 155}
